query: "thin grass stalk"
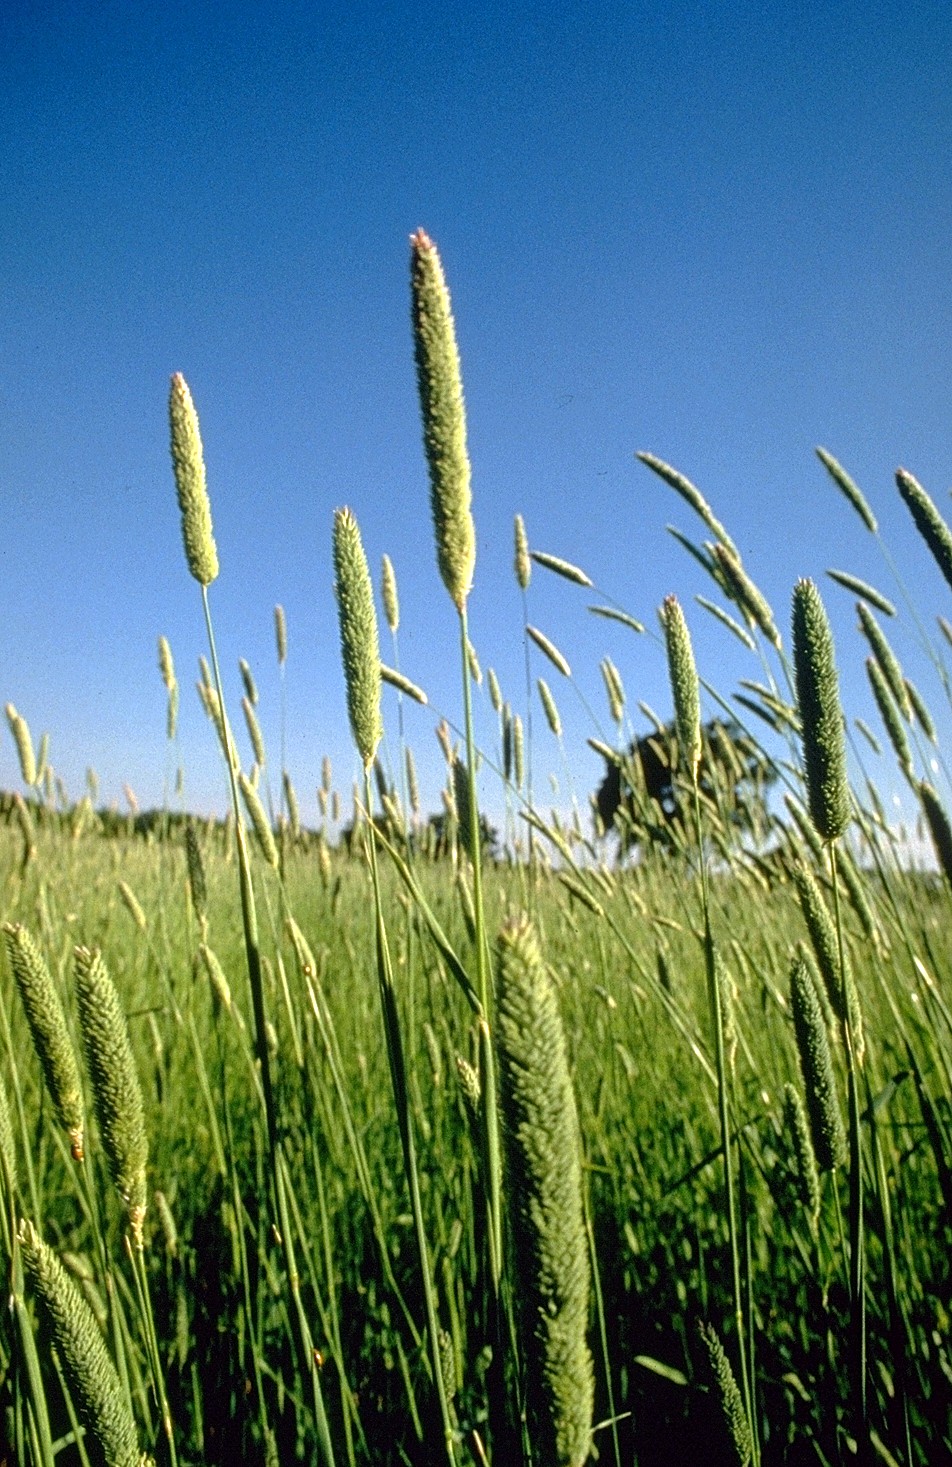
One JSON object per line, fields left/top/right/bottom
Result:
{"left": 458, "top": 605, "right": 503, "bottom": 1288}
{"left": 829, "top": 846, "right": 867, "bottom": 1453}
{"left": 694, "top": 783, "right": 758, "bottom": 1465}
{"left": 364, "top": 768, "right": 457, "bottom": 1466}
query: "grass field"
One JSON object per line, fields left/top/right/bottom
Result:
{"left": 2, "top": 236, "right": 952, "bottom": 1467}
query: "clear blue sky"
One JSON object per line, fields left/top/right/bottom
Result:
{"left": 2, "top": 0, "right": 951, "bottom": 835}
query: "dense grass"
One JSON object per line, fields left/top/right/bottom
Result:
{"left": 1, "top": 777, "right": 952, "bottom": 1465}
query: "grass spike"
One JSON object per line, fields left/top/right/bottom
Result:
{"left": 73, "top": 946, "right": 148, "bottom": 1244}
{"left": 410, "top": 229, "right": 475, "bottom": 610}
{"left": 792, "top": 579, "right": 850, "bottom": 843}
{"left": 495, "top": 915, "right": 594, "bottom": 1467}
{"left": 168, "top": 373, "right": 218, "bottom": 586}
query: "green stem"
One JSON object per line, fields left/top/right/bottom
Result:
{"left": 693, "top": 782, "right": 758, "bottom": 1466}
{"left": 365, "top": 769, "right": 457, "bottom": 1466}
{"left": 829, "top": 844, "right": 867, "bottom": 1457}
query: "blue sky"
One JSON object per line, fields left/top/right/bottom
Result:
{"left": 2, "top": 0, "right": 951, "bottom": 836}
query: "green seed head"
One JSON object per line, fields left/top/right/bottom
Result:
{"left": 333, "top": 507, "right": 382, "bottom": 769}
{"left": 782, "top": 1081, "right": 821, "bottom": 1222}
{"left": 919, "top": 781, "right": 952, "bottom": 891}
{"left": 538, "top": 677, "right": 562, "bottom": 738}
{"left": 696, "top": 1320, "right": 753, "bottom": 1466}
{"left": 660, "top": 595, "right": 701, "bottom": 779}
{"left": 410, "top": 229, "right": 475, "bottom": 609}
{"left": 526, "top": 625, "right": 571, "bottom": 678}
{"left": 169, "top": 373, "right": 219, "bottom": 586}
{"left": 856, "top": 602, "right": 910, "bottom": 718}
{"left": 638, "top": 451, "right": 740, "bottom": 555}
{"left": 3, "top": 923, "right": 85, "bottom": 1159}
{"left": 793, "top": 864, "right": 864, "bottom": 1063}
{"left": 5, "top": 704, "right": 37, "bottom": 787}
{"left": 600, "top": 657, "right": 626, "bottom": 724}
{"left": 530, "top": 548, "right": 592, "bottom": 587}
{"left": 157, "top": 636, "right": 175, "bottom": 691}
{"left": 896, "top": 467, "right": 952, "bottom": 592}
{"left": 512, "top": 712, "right": 525, "bottom": 790}
{"left": 73, "top": 947, "right": 149, "bottom": 1244}
{"left": 239, "top": 771, "right": 279, "bottom": 869}
{"left": 238, "top": 657, "right": 258, "bottom": 705}
{"left": 816, "top": 447, "right": 877, "bottom": 534}
{"left": 495, "top": 916, "right": 594, "bottom": 1467}
{"left": 19, "top": 1220, "right": 143, "bottom": 1467}
{"left": 184, "top": 823, "right": 208, "bottom": 929}
{"left": 866, "top": 657, "right": 913, "bottom": 780}
{"left": 0, "top": 1072, "right": 16, "bottom": 1195}
{"left": 274, "top": 604, "right": 288, "bottom": 666}
{"left": 790, "top": 953, "right": 846, "bottom": 1172}
{"left": 513, "top": 513, "right": 531, "bottom": 589}
{"left": 792, "top": 579, "right": 850, "bottom": 843}
{"left": 242, "top": 696, "right": 267, "bottom": 767}
{"left": 381, "top": 554, "right": 400, "bottom": 633}
{"left": 405, "top": 746, "right": 420, "bottom": 815}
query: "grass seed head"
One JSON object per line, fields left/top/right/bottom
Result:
{"left": 638, "top": 451, "right": 740, "bottom": 555}
{"left": 238, "top": 657, "right": 258, "bottom": 705}
{"left": 239, "top": 770, "right": 279, "bottom": 869}
{"left": 856, "top": 602, "right": 910, "bottom": 718}
{"left": 529, "top": 549, "right": 593, "bottom": 587}
{"left": 792, "top": 579, "right": 850, "bottom": 843}
{"left": 919, "top": 781, "right": 952, "bottom": 891}
{"left": 696, "top": 1320, "right": 753, "bottom": 1466}
{"left": 527, "top": 624, "right": 571, "bottom": 678}
{"left": 242, "top": 696, "right": 267, "bottom": 767}
{"left": 495, "top": 915, "right": 594, "bottom": 1467}
{"left": 274, "top": 603, "right": 288, "bottom": 666}
{"left": 514, "top": 512, "right": 531, "bottom": 590}
{"left": 333, "top": 507, "right": 382, "bottom": 769}
{"left": 410, "top": 229, "right": 475, "bottom": 609}
{"left": 793, "top": 863, "right": 864, "bottom": 1063}
{"left": 19, "top": 1220, "right": 143, "bottom": 1467}
{"left": 512, "top": 712, "right": 525, "bottom": 789}
{"left": 660, "top": 595, "right": 701, "bottom": 778}
{"left": 184, "top": 823, "right": 208, "bottom": 929}
{"left": 896, "top": 467, "right": 952, "bottom": 592}
{"left": 866, "top": 656, "right": 913, "bottom": 780}
{"left": 782, "top": 1081, "right": 821, "bottom": 1223}
{"left": 0, "top": 1071, "right": 15, "bottom": 1196}
{"left": 73, "top": 946, "right": 149, "bottom": 1244}
{"left": 5, "top": 704, "right": 37, "bottom": 787}
{"left": 790, "top": 952, "right": 846, "bottom": 1172}
{"left": 169, "top": 373, "right": 219, "bottom": 586}
{"left": 815, "top": 447, "right": 877, "bottom": 534}
{"left": 381, "top": 553, "right": 400, "bottom": 633}
{"left": 538, "top": 677, "right": 562, "bottom": 738}
{"left": 157, "top": 636, "right": 175, "bottom": 691}
{"left": 3, "top": 923, "right": 85, "bottom": 1159}
{"left": 405, "top": 746, "right": 420, "bottom": 815}
{"left": 826, "top": 568, "right": 895, "bottom": 617}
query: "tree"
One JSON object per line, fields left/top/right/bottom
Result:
{"left": 594, "top": 717, "right": 775, "bottom": 856}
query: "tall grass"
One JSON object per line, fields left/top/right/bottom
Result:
{"left": 1, "top": 233, "right": 951, "bottom": 1467}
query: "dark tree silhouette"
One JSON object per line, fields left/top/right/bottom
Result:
{"left": 594, "top": 717, "right": 775, "bottom": 855}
